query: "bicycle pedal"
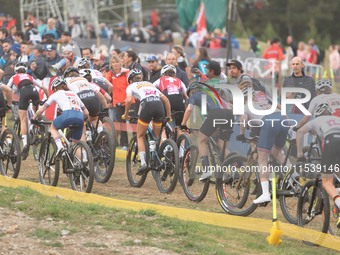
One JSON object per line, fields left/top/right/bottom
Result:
{"left": 258, "top": 202, "right": 270, "bottom": 207}
{"left": 65, "top": 169, "right": 75, "bottom": 174}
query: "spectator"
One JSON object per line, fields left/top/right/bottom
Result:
{"left": 123, "top": 50, "right": 143, "bottom": 72}
{"left": 160, "top": 12, "right": 172, "bottom": 31}
{"left": 187, "top": 26, "right": 199, "bottom": 47}
{"left": 41, "top": 18, "right": 59, "bottom": 43}
{"left": 282, "top": 56, "right": 316, "bottom": 108}
{"left": 91, "top": 53, "right": 105, "bottom": 71}
{"left": 45, "top": 44, "right": 61, "bottom": 77}
{"left": 226, "top": 59, "right": 252, "bottom": 86}
{"left": 172, "top": 45, "right": 187, "bottom": 72}
{"left": 30, "top": 44, "right": 47, "bottom": 80}
{"left": 106, "top": 56, "right": 131, "bottom": 150}
{"left": 86, "top": 24, "right": 96, "bottom": 39}
{"left": 165, "top": 52, "right": 189, "bottom": 87}
{"left": 111, "top": 48, "right": 121, "bottom": 58}
{"left": 119, "top": 51, "right": 126, "bottom": 68}
{"left": 145, "top": 25, "right": 158, "bottom": 44}
{"left": 61, "top": 44, "right": 80, "bottom": 70}
{"left": 249, "top": 35, "right": 261, "bottom": 56}
{"left": 194, "top": 60, "right": 223, "bottom": 90}
{"left": 82, "top": 47, "right": 93, "bottom": 68}
{"left": 329, "top": 44, "right": 340, "bottom": 77}
{"left": 262, "top": 37, "right": 285, "bottom": 83}
{"left": 130, "top": 22, "right": 145, "bottom": 43}
{"left": 201, "top": 33, "right": 211, "bottom": 48}
{"left": 7, "top": 26, "right": 16, "bottom": 45}
{"left": 26, "top": 13, "right": 37, "bottom": 28}
{"left": 209, "top": 32, "right": 221, "bottom": 49}
{"left": 0, "top": 28, "right": 9, "bottom": 58}
{"left": 116, "top": 23, "right": 132, "bottom": 41}
{"left": 14, "top": 31, "right": 24, "bottom": 44}
{"left": 23, "top": 22, "right": 41, "bottom": 45}
{"left": 60, "top": 31, "right": 82, "bottom": 57}
{"left": 286, "top": 35, "right": 298, "bottom": 57}
{"left": 0, "top": 13, "right": 5, "bottom": 28}
{"left": 70, "top": 18, "right": 81, "bottom": 39}
{"left": 18, "top": 41, "right": 32, "bottom": 64}
{"left": 37, "top": 19, "right": 47, "bottom": 37}
{"left": 99, "top": 23, "right": 108, "bottom": 38}
{"left": 0, "top": 40, "right": 17, "bottom": 84}
{"left": 191, "top": 47, "right": 211, "bottom": 76}
{"left": 6, "top": 15, "right": 15, "bottom": 30}
{"left": 147, "top": 55, "right": 161, "bottom": 83}
{"left": 98, "top": 45, "right": 109, "bottom": 65}
{"left": 160, "top": 29, "right": 173, "bottom": 44}
{"left": 297, "top": 41, "right": 308, "bottom": 62}
{"left": 307, "top": 42, "right": 318, "bottom": 64}
{"left": 53, "top": 16, "right": 64, "bottom": 38}
{"left": 151, "top": 10, "right": 158, "bottom": 27}
{"left": 182, "top": 31, "right": 189, "bottom": 47}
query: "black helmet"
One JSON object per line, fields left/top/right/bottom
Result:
{"left": 127, "top": 68, "right": 143, "bottom": 83}
{"left": 187, "top": 82, "right": 205, "bottom": 97}
{"left": 15, "top": 62, "right": 28, "bottom": 73}
{"left": 51, "top": 76, "right": 66, "bottom": 90}
{"left": 63, "top": 66, "right": 79, "bottom": 78}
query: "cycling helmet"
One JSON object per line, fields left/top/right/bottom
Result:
{"left": 63, "top": 66, "right": 79, "bottom": 78}
{"left": 127, "top": 68, "right": 143, "bottom": 83}
{"left": 51, "top": 76, "right": 66, "bottom": 90}
{"left": 79, "top": 69, "right": 92, "bottom": 77}
{"left": 161, "top": 64, "right": 176, "bottom": 76}
{"left": 77, "top": 58, "right": 90, "bottom": 69}
{"left": 186, "top": 82, "right": 204, "bottom": 97}
{"left": 238, "top": 80, "right": 253, "bottom": 97}
{"left": 315, "top": 79, "right": 332, "bottom": 91}
{"left": 15, "top": 62, "right": 28, "bottom": 73}
{"left": 313, "top": 102, "right": 333, "bottom": 118}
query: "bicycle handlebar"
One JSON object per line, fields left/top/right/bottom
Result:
{"left": 30, "top": 119, "right": 52, "bottom": 126}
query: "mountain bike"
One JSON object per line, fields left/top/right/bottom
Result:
{"left": 125, "top": 116, "right": 180, "bottom": 193}
{"left": 33, "top": 119, "right": 95, "bottom": 193}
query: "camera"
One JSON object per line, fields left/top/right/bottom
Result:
{"left": 191, "top": 66, "right": 197, "bottom": 74}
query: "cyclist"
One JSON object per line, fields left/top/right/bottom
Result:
{"left": 122, "top": 69, "right": 171, "bottom": 175}
{"left": 236, "top": 80, "right": 290, "bottom": 204}
{"left": 294, "top": 79, "right": 340, "bottom": 130}
{"left": 180, "top": 82, "right": 234, "bottom": 181}
{"left": 79, "top": 69, "right": 112, "bottom": 104}
{"left": 0, "top": 81, "right": 12, "bottom": 135}
{"left": 6, "top": 62, "right": 49, "bottom": 159}
{"left": 153, "top": 64, "right": 188, "bottom": 131}
{"left": 296, "top": 103, "right": 340, "bottom": 227}
{"left": 32, "top": 77, "right": 89, "bottom": 156}
{"left": 77, "top": 58, "right": 113, "bottom": 94}
{"left": 63, "top": 67, "right": 108, "bottom": 138}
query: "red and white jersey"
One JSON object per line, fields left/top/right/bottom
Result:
{"left": 65, "top": 77, "right": 99, "bottom": 94}
{"left": 7, "top": 73, "right": 42, "bottom": 90}
{"left": 126, "top": 81, "right": 164, "bottom": 101}
{"left": 308, "top": 93, "right": 340, "bottom": 113}
{"left": 153, "top": 76, "right": 187, "bottom": 95}
{"left": 44, "top": 90, "right": 86, "bottom": 112}
{"left": 255, "top": 91, "right": 269, "bottom": 105}
{"left": 306, "top": 116, "right": 340, "bottom": 139}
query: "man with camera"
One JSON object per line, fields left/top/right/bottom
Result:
{"left": 45, "top": 44, "right": 61, "bottom": 77}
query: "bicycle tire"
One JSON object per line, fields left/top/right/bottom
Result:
{"left": 69, "top": 141, "right": 95, "bottom": 193}
{"left": 32, "top": 115, "right": 48, "bottom": 161}
{"left": 176, "top": 133, "right": 192, "bottom": 186}
{"left": 215, "top": 154, "right": 260, "bottom": 216}
{"left": 154, "top": 139, "right": 179, "bottom": 194}
{"left": 0, "top": 128, "right": 21, "bottom": 178}
{"left": 13, "top": 118, "right": 21, "bottom": 140}
{"left": 38, "top": 137, "right": 60, "bottom": 186}
{"left": 126, "top": 135, "right": 149, "bottom": 188}
{"left": 102, "top": 117, "right": 117, "bottom": 142}
{"left": 180, "top": 145, "right": 210, "bottom": 202}
{"left": 93, "top": 128, "right": 116, "bottom": 183}
{"left": 297, "top": 179, "right": 330, "bottom": 246}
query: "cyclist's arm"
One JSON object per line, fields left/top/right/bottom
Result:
{"left": 6, "top": 77, "right": 14, "bottom": 89}
{"left": 123, "top": 94, "right": 132, "bottom": 118}
{"left": 97, "top": 86, "right": 111, "bottom": 103}
{"left": 296, "top": 124, "right": 310, "bottom": 157}
{"left": 95, "top": 91, "right": 108, "bottom": 109}
{"left": 160, "top": 95, "right": 171, "bottom": 119}
{"left": 33, "top": 105, "right": 47, "bottom": 120}
{"left": 1, "top": 85, "right": 12, "bottom": 106}
{"left": 180, "top": 82, "right": 189, "bottom": 101}
{"left": 239, "top": 114, "right": 248, "bottom": 135}
{"left": 296, "top": 115, "right": 312, "bottom": 129}
{"left": 181, "top": 103, "right": 194, "bottom": 126}
{"left": 152, "top": 79, "right": 160, "bottom": 89}
{"left": 0, "top": 69, "right": 3, "bottom": 80}
{"left": 33, "top": 79, "right": 49, "bottom": 98}
{"left": 82, "top": 108, "right": 89, "bottom": 119}
{"left": 104, "top": 78, "right": 113, "bottom": 94}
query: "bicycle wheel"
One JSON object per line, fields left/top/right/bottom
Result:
{"left": 0, "top": 128, "right": 21, "bottom": 178}
{"left": 176, "top": 133, "right": 192, "bottom": 159}
{"left": 180, "top": 145, "right": 210, "bottom": 202}
{"left": 93, "top": 128, "right": 115, "bottom": 183}
{"left": 13, "top": 117, "right": 21, "bottom": 140}
{"left": 126, "top": 135, "right": 149, "bottom": 188}
{"left": 32, "top": 115, "right": 48, "bottom": 161}
{"left": 215, "top": 154, "right": 260, "bottom": 216}
{"left": 297, "top": 179, "right": 330, "bottom": 246}
{"left": 154, "top": 139, "right": 179, "bottom": 194}
{"left": 102, "top": 117, "right": 117, "bottom": 142}
{"left": 69, "top": 141, "right": 95, "bottom": 193}
{"left": 38, "top": 137, "right": 60, "bottom": 186}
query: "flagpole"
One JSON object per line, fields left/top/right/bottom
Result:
{"left": 226, "top": 0, "right": 234, "bottom": 74}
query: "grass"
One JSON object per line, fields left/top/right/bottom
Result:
{"left": 0, "top": 185, "right": 339, "bottom": 254}
{"left": 0, "top": 233, "right": 6, "bottom": 237}
{"left": 41, "top": 242, "right": 64, "bottom": 247}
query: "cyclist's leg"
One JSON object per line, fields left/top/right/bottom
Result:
{"left": 136, "top": 120, "right": 149, "bottom": 173}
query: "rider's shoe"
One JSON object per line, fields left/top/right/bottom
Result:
{"left": 253, "top": 194, "right": 271, "bottom": 204}
{"left": 136, "top": 164, "right": 148, "bottom": 176}
{"left": 199, "top": 170, "right": 212, "bottom": 181}
{"left": 21, "top": 145, "right": 29, "bottom": 160}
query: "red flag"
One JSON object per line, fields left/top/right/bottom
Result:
{"left": 196, "top": 3, "right": 207, "bottom": 46}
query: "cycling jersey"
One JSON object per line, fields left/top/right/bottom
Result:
{"left": 126, "top": 81, "right": 164, "bottom": 101}
{"left": 90, "top": 69, "right": 108, "bottom": 92}
{"left": 43, "top": 90, "right": 86, "bottom": 112}
{"left": 308, "top": 93, "right": 340, "bottom": 117}
{"left": 7, "top": 74, "right": 43, "bottom": 90}
{"left": 244, "top": 95, "right": 277, "bottom": 126}
{"left": 306, "top": 115, "right": 340, "bottom": 139}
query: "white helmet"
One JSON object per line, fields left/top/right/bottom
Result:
{"left": 315, "top": 79, "right": 332, "bottom": 91}
{"left": 77, "top": 58, "right": 90, "bottom": 69}
{"left": 127, "top": 68, "right": 143, "bottom": 83}
{"left": 79, "top": 69, "right": 92, "bottom": 77}
{"left": 161, "top": 64, "right": 176, "bottom": 76}
{"left": 15, "top": 62, "right": 28, "bottom": 73}
{"left": 313, "top": 102, "right": 333, "bottom": 118}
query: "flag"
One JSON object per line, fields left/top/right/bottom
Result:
{"left": 196, "top": 3, "right": 207, "bottom": 46}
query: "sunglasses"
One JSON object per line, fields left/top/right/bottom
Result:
{"left": 147, "top": 56, "right": 157, "bottom": 61}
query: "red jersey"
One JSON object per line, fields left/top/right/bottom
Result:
{"left": 153, "top": 76, "right": 187, "bottom": 95}
{"left": 8, "top": 73, "right": 43, "bottom": 90}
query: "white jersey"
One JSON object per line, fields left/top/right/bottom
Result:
{"left": 65, "top": 77, "right": 99, "bottom": 94}
{"left": 43, "top": 90, "right": 86, "bottom": 112}
{"left": 306, "top": 116, "right": 340, "bottom": 139}
{"left": 126, "top": 81, "right": 164, "bottom": 101}
{"left": 308, "top": 93, "right": 340, "bottom": 113}
{"left": 90, "top": 69, "right": 105, "bottom": 81}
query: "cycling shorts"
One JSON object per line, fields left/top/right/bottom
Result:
{"left": 0, "top": 89, "right": 5, "bottom": 118}
{"left": 138, "top": 97, "right": 165, "bottom": 126}
{"left": 250, "top": 126, "right": 261, "bottom": 137}
{"left": 19, "top": 85, "right": 39, "bottom": 110}
{"left": 53, "top": 110, "right": 84, "bottom": 141}
{"left": 257, "top": 112, "right": 289, "bottom": 153}
{"left": 200, "top": 108, "right": 234, "bottom": 141}
{"left": 321, "top": 133, "right": 340, "bottom": 174}
{"left": 80, "top": 94, "right": 101, "bottom": 118}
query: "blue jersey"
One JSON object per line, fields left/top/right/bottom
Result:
{"left": 188, "top": 91, "right": 221, "bottom": 112}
